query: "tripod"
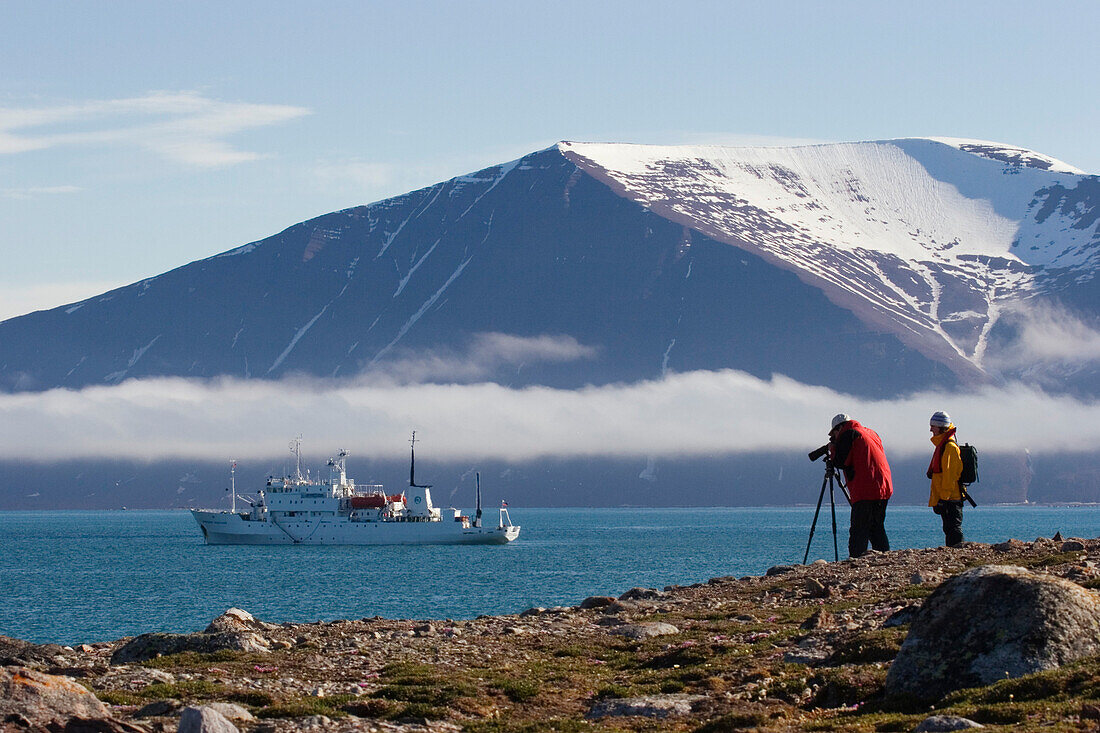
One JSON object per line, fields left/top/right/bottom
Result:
{"left": 803, "top": 457, "right": 849, "bottom": 564}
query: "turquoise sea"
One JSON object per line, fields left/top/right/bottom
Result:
{"left": 2, "top": 505, "right": 1098, "bottom": 645}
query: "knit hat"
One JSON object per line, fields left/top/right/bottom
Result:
{"left": 831, "top": 413, "right": 851, "bottom": 430}
{"left": 930, "top": 411, "right": 951, "bottom": 427}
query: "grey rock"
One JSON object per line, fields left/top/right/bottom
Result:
{"left": 0, "top": 637, "right": 63, "bottom": 669}
{"left": 609, "top": 622, "right": 679, "bottom": 640}
{"left": 179, "top": 705, "right": 240, "bottom": 733}
{"left": 519, "top": 607, "right": 547, "bottom": 617}
{"left": 783, "top": 635, "right": 833, "bottom": 665}
{"left": 205, "top": 702, "right": 255, "bottom": 721}
{"left": 619, "top": 587, "right": 667, "bottom": 601}
{"left": 1062, "top": 540, "right": 1086, "bottom": 552}
{"left": 579, "top": 596, "right": 616, "bottom": 609}
{"left": 111, "top": 629, "right": 271, "bottom": 663}
{"left": 886, "top": 565, "right": 1100, "bottom": 700}
{"left": 586, "top": 693, "right": 704, "bottom": 719}
{"left": 913, "top": 714, "right": 984, "bottom": 731}
{"left": 992, "top": 539, "right": 1026, "bottom": 552}
{"left": 765, "top": 564, "right": 795, "bottom": 576}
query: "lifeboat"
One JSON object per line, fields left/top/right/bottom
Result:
{"left": 349, "top": 494, "right": 405, "bottom": 509}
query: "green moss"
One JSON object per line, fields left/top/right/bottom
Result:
{"left": 497, "top": 678, "right": 541, "bottom": 703}
{"left": 95, "top": 690, "right": 144, "bottom": 706}
{"left": 372, "top": 661, "right": 476, "bottom": 705}
{"left": 139, "top": 649, "right": 258, "bottom": 669}
{"left": 899, "top": 585, "right": 934, "bottom": 599}
{"left": 824, "top": 628, "right": 905, "bottom": 665}
{"left": 228, "top": 690, "right": 274, "bottom": 707}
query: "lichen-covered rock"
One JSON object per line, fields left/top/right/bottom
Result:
{"left": 587, "top": 693, "right": 704, "bottom": 719}
{"left": 609, "top": 622, "right": 679, "bottom": 640}
{"left": 886, "top": 565, "right": 1100, "bottom": 700}
{"left": 0, "top": 666, "right": 141, "bottom": 731}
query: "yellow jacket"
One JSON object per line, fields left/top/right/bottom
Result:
{"left": 928, "top": 427, "right": 963, "bottom": 505}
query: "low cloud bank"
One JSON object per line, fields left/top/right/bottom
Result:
{"left": 0, "top": 369, "right": 1096, "bottom": 463}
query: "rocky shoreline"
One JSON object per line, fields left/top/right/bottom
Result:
{"left": 5, "top": 535, "right": 1100, "bottom": 732}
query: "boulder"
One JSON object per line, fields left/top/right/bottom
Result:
{"left": 609, "top": 622, "right": 679, "bottom": 640}
{"left": 205, "top": 702, "right": 254, "bottom": 721}
{"left": 886, "top": 565, "right": 1100, "bottom": 700}
{"left": 179, "top": 705, "right": 240, "bottom": 733}
{"left": 112, "top": 609, "right": 272, "bottom": 664}
{"left": 204, "top": 608, "right": 268, "bottom": 634}
{"left": 111, "top": 628, "right": 270, "bottom": 664}
{"left": 914, "top": 715, "right": 984, "bottom": 731}
{"left": 1062, "top": 540, "right": 1086, "bottom": 552}
{"left": 0, "top": 637, "right": 65, "bottom": 669}
{"left": 619, "top": 587, "right": 667, "bottom": 601}
{"left": 0, "top": 666, "right": 140, "bottom": 731}
{"left": 587, "top": 693, "right": 704, "bottom": 719}
{"left": 579, "top": 596, "right": 616, "bottom": 609}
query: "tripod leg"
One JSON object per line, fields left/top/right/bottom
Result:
{"left": 803, "top": 473, "right": 829, "bottom": 564}
{"left": 829, "top": 475, "right": 839, "bottom": 562}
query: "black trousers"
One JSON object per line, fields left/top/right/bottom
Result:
{"left": 937, "top": 500, "right": 964, "bottom": 547}
{"left": 849, "top": 499, "right": 890, "bottom": 558}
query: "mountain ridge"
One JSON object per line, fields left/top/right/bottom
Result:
{"left": 1, "top": 137, "right": 1098, "bottom": 397}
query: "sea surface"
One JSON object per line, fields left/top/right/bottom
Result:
{"left": 2, "top": 505, "right": 1098, "bottom": 645}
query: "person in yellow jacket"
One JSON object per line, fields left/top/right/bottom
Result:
{"left": 927, "top": 410, "right": 964, "bottom": 546}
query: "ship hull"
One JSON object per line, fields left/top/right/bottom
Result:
{"left": 191, "top": 510, "right": 520, "bottom": 546}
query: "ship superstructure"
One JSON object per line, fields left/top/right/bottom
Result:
{"left": 191, "top": 435, "right": 520, "bottom": 545}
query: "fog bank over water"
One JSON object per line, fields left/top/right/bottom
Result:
{"left": 0, "top": 369, "right": 1096, "bottom": 462}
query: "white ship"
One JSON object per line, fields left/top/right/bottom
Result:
{"left": 191, "top": 435, "right": 520, "bottom": 545}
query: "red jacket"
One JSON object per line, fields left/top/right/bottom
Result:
{"left": 831, "top": 420, "right": 893, "bottom": 502}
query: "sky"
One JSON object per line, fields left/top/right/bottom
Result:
{"left": 1, "top": 0, "right": 1098, "bottom": 323}
{"left": 2, "top": 2, "right": 1100, "bottom": 474}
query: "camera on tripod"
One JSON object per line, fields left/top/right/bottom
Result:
{"left": 803, "top": 440, "right": 849, "bottom": 563}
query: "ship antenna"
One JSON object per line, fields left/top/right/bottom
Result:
{"left": 475, "top": 472, "right": 482, "bottom": 527}
{"left": 230, "top": 460, "right": 237, "bottom": 514}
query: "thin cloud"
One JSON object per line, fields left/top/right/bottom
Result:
{"left": 0, "top": 92, "right": 310, "bottom": 168}
{"left": 0, "top": 369, "right": 1095, "bottom": 463}
{"left": 986, "top": 301, "right": 1100, "bottom": 369}
{"left": 366, "top": 333, "right": 599, "bottom": 384}
{"left": 0, "top": 185, "right": 81, "bottom": 200}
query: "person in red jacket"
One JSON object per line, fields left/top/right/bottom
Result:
{"left": 828, "top": 413, "right": 894, "bottom": 558}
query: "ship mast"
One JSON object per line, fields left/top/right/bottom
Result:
{"left": 290, "top": 435, "right": 303, "bottom": 481}
{"left": 230, "top": 459, "right": 237, "bottom": 513}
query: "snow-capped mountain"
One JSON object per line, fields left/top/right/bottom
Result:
{"left": 1, "top": 138, "right": 1097, "bottom": 397}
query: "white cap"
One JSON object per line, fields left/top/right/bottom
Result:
{"left": 831, "top": 413, "right": 851, "bottom": 430}
{"left": 930, "top": 411, "right": 951, "bottom": 427}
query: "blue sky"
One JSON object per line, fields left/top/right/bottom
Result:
{"left": 1, "top": 0, "right": 1097, "bottom": 321}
